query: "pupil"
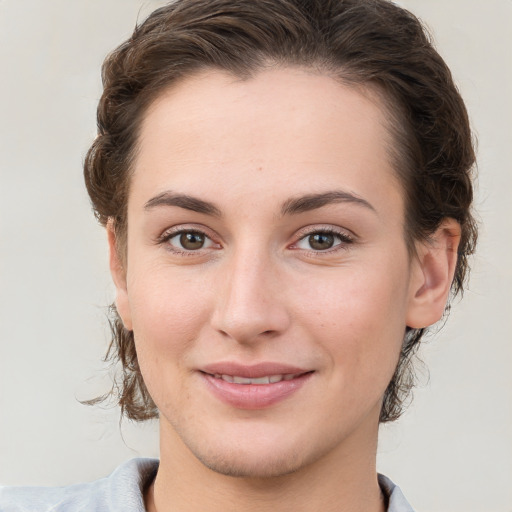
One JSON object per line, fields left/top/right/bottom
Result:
{"left": 180, "top": 232, "right": 204, "bottom": 250}
{"left": 309, "top": 233, "right": 334, "bottom": 250}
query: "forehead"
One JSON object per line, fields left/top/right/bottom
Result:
{"left": 131, "top": 67, "right": 404, "bottom": 218}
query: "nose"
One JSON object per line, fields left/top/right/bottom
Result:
{"left": 210, "top": 246, "right": 291, "bottom": 344}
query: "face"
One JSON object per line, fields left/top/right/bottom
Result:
{"left": 113, "top": 68, "right": 431, "bottom": 478}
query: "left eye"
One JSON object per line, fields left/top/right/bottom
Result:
{"left": 167, "top": 231, "right": 215, "bottom": 251}
{"left": 295, "top": 231, "right": 348, "bottom": 251}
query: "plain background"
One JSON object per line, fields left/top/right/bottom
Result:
{"left": 0, "top": 1, "right": 510, "bottom": 511}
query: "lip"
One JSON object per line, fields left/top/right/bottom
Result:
{"left": 199, "top": 362, "right": 313, "bottom": 409}
{"left": 201, "top": 361, "right": 309, "bottom": 378}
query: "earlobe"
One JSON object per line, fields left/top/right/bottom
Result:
{"left": 406, "top": 218, "right": 461, "bottom": 329}
{"left": 107, "top": 220, "right": 133, "bottom": 331}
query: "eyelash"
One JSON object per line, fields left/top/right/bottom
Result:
{"left": 157, "top": 226, "right": 354, "bottom": 255}
{"left": 157, "top": 227, "right": 219, "bottom": 256}
{"left": 292, "top": 227, "right": 354, "bottom": 253}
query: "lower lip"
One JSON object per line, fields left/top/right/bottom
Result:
{"left": 201, "top": 372, "right": 313, "bottom": 409}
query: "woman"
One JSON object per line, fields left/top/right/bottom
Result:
{"left": 0, "top": 0, "right": 476, "bottom": 510}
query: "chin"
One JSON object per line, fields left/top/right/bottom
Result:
{"left": 192, "top": 444, "right": 307, "bottom": 479}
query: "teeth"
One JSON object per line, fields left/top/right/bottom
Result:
{"left": 233, "top": 376, "right": 269, "bottom": 384}
{"left": 213, "top": 373, "right": 300, "bottom": 384}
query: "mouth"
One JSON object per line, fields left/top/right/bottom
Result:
{"left": 207, "top": 372, "right": 306, "bottom": 385}
{"left": 199, "top": 363, "right": 313, "bottom": 409}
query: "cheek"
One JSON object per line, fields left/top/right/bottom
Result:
{"left": 126, "top": 267, "right": 213, "bottom": 413}
{"left": 129, "top": 263, "right": 208, "bottom": 330}
{"left": 126, "top": 265, "right": 213, "bottom": 376}
{"left": 294, "top": 262, "right": 409, "bottom": 381}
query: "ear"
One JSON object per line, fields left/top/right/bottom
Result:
{"left": 107, "top": 220, "right": 133, "bottom": 331}
{"left": 406, "top": 218, "right": 461, "bottom": 329}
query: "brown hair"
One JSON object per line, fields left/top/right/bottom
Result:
{"left": 84, "top": 0, "right": 476, "bottom": 422}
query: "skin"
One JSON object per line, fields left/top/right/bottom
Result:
{"left": 109, "top": 67, "right": 460, "bottom": 512}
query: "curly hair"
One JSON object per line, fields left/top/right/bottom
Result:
{"left": 84, "top": 0, "right": 476, "bottom": 423}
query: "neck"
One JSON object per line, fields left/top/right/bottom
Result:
{"left": 146, "top": 418, "right": 386, "bottom": 512}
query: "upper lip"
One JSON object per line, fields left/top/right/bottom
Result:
{"left": 200, "top": 362, "right": 311, "bottom": 378}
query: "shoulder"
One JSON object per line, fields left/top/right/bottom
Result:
{"left": 379, "top": 474, "right": 416, "bottom": 512}
{"left": 0, "top": 458, "right": 159, "bottom": 512}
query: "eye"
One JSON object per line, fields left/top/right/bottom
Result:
{"left": 166, "top": 230, "right": 216, "bottom": 251}
{"left": 295, "top": 230, "right": 352, "bottom": 251}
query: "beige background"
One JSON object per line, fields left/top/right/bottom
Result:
{"left": 0, "top": 1, "right": 511, "bottom": 511}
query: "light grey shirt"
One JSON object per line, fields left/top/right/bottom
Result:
{"left": 0, "top": 458, "right": 415, "bottom": 511}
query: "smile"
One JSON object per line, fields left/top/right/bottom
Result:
{"left": 210, "top": 373, "right": 302, "bottom": 384}
{"left": 200, "top": 367, "right": 313, "bottom": 409}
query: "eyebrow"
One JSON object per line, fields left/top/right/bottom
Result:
{"left": 144, "top": 192, "right": 222, "bottom": 217}
{"left": 280, "top": 191, "right": 376, "bottom": 216}
{"left": 143, "top": 189, "right": 376, "bottom": 218}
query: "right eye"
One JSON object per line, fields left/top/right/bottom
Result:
{"left": 166, "top": 230, "right": 216, "bottom": 251}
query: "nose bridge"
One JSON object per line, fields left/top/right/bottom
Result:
{"left": 211, "top": 239, "right": 290, "bottom": 343}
